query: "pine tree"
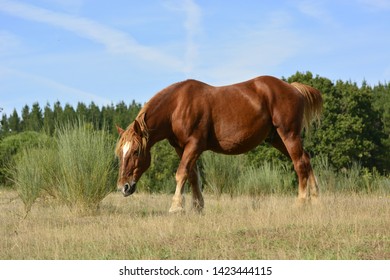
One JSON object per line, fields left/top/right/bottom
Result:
{"left": 88, "top": 102, "right": 101, "bottom": 129}
{"left": 101, "top": 104, "right": 115, "bottom": 133}
{"left": 29, "top": 103, "right": 43, "bottom": 132}
{"left": 9, "top": 109, "right": 21, "bottom": 133}
{"left": 43, "top": 103, "right": 54, "bottom": 135}
{"left": 21, "top": 105, "right": 30, "bottom": 131}
{"left": 63, "top": 103, "right": 77, "bottom": 123}
{"left": 1, "top": 114, "right": 9, "bottom": 137}
{"left": 53, "top": 101, "right": 64, "bottom": 126}
{"left": 76, "top": 102, "right": 88, "bottom": 120}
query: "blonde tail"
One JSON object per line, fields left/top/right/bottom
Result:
{"left": 291, "top": 82, "right": 323, "bottom": 132}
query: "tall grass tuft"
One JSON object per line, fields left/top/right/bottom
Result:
{"left": 239, "top": 162, "right": 295, "bottom": 196}
{"left": 12, "top": 147, "right": 59, "bottom": 214}
{"left": 202, "top": 152, "right": 295, "bottom": 197}
{"left": 312, "top": 155, "right": 390, "bottom": 195}
{"left": 56, "top": 121, "right": 116, "bottom": 213}
{"left": 202, "top": 152, "right": 390, "bottom": 197}
{"left": 201, "top": 152, "right": 245, "bottom": 197}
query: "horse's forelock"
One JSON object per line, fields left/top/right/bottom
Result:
{"left": 115, "top": 112, "right": 149, "bottom": 157}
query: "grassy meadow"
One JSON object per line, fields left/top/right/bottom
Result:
{"left": 1, "top": 189, "right": 389, "bottom": 260}
{"left": 2, "top": 121, "right": 389, "bottom": 260}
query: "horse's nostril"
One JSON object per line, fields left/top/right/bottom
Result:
{"left": 122, "top": 181, "right": 136, "bottom": 197}
{"left": 123, "top": 183, "right": 130, "bottom": 193}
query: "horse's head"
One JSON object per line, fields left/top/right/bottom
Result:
{"left": 115, "top": 119, "right": 150, "bottom": 197}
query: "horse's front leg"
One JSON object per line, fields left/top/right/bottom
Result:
{"left": 169, "top": 164, "right": 187, "bottom": 213}
{"left": 169, "top": 143, "right": 201, "bottom": 213}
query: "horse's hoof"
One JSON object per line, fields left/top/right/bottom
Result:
{"left": 191, "top": 207, "right": 204, "bottom": 214}
{"left": 294, "top": 198, "right": 308, "bottom": 208}
{"left": 310, "top": 196, "right": 321, "bottom": 206}
{"left": 169, "top": 206, "right": 185, "bottom": 214}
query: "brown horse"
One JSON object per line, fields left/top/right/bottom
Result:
{"left": 115, "top": 75, "right": 322, "bottom": 213}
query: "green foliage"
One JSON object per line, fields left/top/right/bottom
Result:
{"left": 11, "top": 147, "right": 58, "bottom": 213}
{"left": 372, "top": 83, "right": 390, "bottom": 171}
{"left": 0, "top": 131, "right": 54, "bottom": 185}
{"left": 201, "top": 152, "right": 295, "bottom": 197}
{"left": 138, "top": 140, "right": 179, "bottom": 193}
{"left": 312, "top": 156, "right": 389, "bottom": 195}
{"left": 245, "top": 143, "right": 291, "bottom": 168}
{"left": 202, "top": 152, "right": 389, "bottom": 198}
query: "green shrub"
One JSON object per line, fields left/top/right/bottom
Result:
{"left": 12, "top": 147, "right": 58, "bottom": 213}
{"left": 11, "top": 121, "right": 116, "bottom": 214}
{"left": 56, "top": 122, "right": 116, "bottom": 212}
{"left": 0, "top": 131, "right": 54, "bottom": 186}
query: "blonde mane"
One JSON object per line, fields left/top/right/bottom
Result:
{"left": 115, "top": 103, "right": 150, "bottom": 156}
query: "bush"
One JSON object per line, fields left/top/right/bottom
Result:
{"left": 0, "top": 131, "right": 54, "bottom": 186}
{"left": 12, "top": 147, "right": 58, "bottom": 213}
{"left": 11, "top": 121, "right": 116, "bottom": 214}
{"left": 56, "top": 122, "right": 116, "bottom": 212}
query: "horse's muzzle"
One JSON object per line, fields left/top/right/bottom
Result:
{"left": 122, "top": 181, "right": 136, "bottom": 197}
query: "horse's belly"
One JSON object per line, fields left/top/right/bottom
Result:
{"left": 210, "top": 123, "right": 272, "bottom": 155}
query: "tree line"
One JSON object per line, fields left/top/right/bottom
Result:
{"left": 1, "top": 71, "right": 390, "bottom": 188}
{"left": 0, "top": 100, "right": 141, "bottom": 137}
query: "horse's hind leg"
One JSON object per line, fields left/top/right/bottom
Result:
{"left": 170, "top": 147, "right": 186, "bottom": 213}
{"left": 273, "top": 130, "right": 319, "bottom": 204}
{"left": 188, "top": 164, "right": 204, "bottom": 213}
{"left": 308, "top": 169, "right": 319, "bottom": 202}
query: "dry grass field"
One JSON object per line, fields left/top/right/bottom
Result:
{"left": 1, "top": 189, "right": 389, "bottom": 260}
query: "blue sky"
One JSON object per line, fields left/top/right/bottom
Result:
{"left": 1, "top": 0, "right": 390, "bottom": 116}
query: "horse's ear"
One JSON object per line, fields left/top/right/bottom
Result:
{"left": 116, "top": 125, "right": 125, "bottom": 136}
{"left": 133, "top": 120, "right": 142, "bottom": 135}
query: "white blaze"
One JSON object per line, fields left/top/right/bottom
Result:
{"left": 122, "top": 142, "right": 131, "bottom": 165}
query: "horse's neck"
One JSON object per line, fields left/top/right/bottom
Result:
{"left": 143, "top": 97, "right": 172, "bottom": 148}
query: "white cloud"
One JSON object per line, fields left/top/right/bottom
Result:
{"left": 0, "top": 30, "right": 21, "bottom": 56}
{"left": 358, "top": 0, "right": 390, "bottom": 10}
{"left": 0, "top": 0, "right": 183, "bottom": 69}
{"left": 39, "top": 0, "right": 84, "bottom": 13}
{"left": 0, "top": 66, "right": 112, "bottom": 106}
{"left": 297, "top": 1, "right": 338, "bottom": 26}
{"left": 182, "top": 0, "right": 202, "bottom": 75}
{"left": 163, "top": 0, "right": 202, "bottom": 75}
